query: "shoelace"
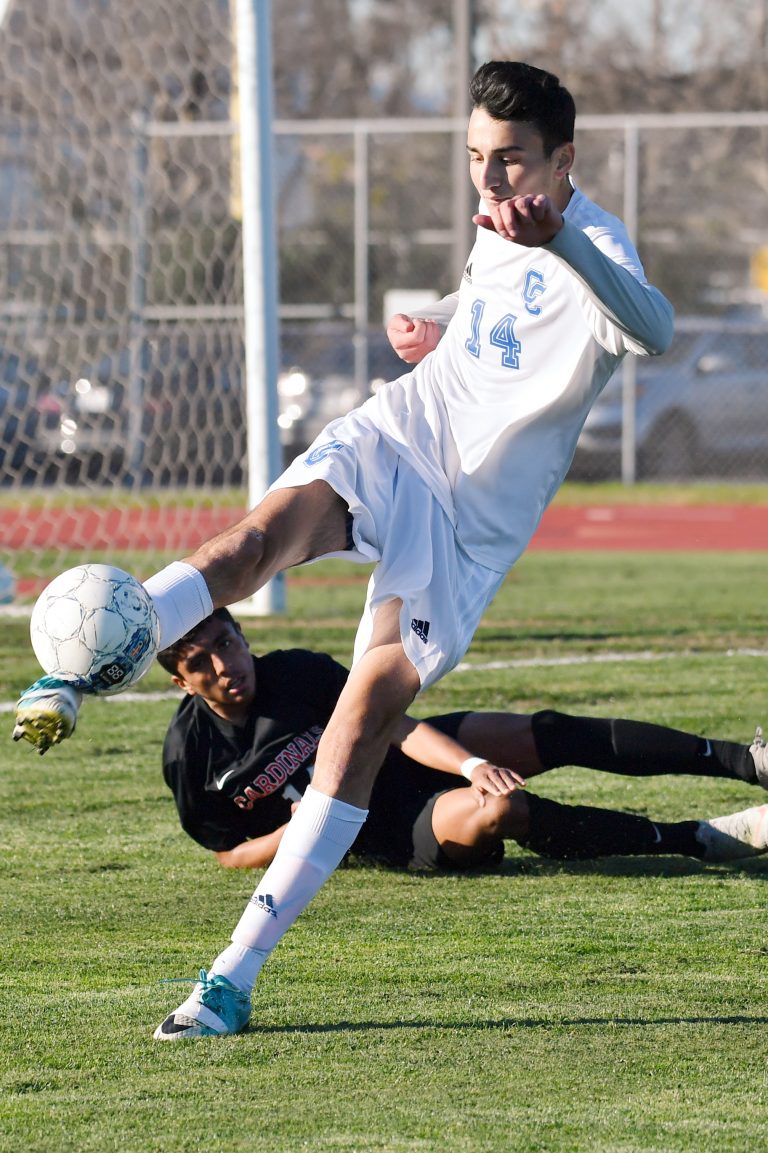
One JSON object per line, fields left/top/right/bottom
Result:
{"left": 160, "top": 967, "right": 211, "bottom": 988}
{"left": 23, "top": 674, "right": 86, "bottom": 695}
{"left": 753, "top": 725, "right": 765, "bottom": 749}
{"left": 160, "top": 968, "right": 245, "bottom": 1006}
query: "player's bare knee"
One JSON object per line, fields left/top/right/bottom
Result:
{"left": 475, "top": 791, "right": 528, "bottom": 840}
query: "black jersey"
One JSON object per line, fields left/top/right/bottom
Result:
{"left": 162, "top": 648, "right": 468, "bottom": 866}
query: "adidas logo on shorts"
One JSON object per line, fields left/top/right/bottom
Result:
{"left": 410, "top": 618, "right": 430, "bottom": 644}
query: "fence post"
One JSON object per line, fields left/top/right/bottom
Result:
{"left": 621, "top": 120, "right": 640, "bottom": 485}
{"left": 353, "top": 124, "right": 370, "bottom": 403}
{"left": 128, "top": 111, "right": 148, "bottom": 483}
{"left": 237, "top": 0, "right": 284, "bottom": 613}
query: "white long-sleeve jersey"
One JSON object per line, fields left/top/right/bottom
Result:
{"left": 361, "top": 183, "right": 674, "bottom": 572}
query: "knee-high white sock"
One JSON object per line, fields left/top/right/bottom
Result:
{"left": 209, "top": 785, "right": 367, "bottom": 994}
{"left": 143, "top": 561, "right": 213, "bottom": 648}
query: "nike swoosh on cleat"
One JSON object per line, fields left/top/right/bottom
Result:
{"left": 215, "top": 769, "right": 238, "bottom": 790}
{"left": 703, "top": 739, "right": 712, "bottom": 757}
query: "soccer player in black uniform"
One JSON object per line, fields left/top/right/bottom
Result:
{"left": 159, "top": 609, "right": 768, "bottom": 875}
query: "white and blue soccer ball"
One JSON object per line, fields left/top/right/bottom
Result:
{"left": 30, "top": 563, "right": 160, "bottom": 695}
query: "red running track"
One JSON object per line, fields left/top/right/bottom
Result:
{"left": 532, "top": 504, "right": 768, "bottom": 551}
{"left": 1, "top": 502, "right": 766, "bottom": 553}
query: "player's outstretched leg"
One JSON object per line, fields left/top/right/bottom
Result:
{"left": 12, "top": 677, "right": 83, "bottom": 754}
{"left": 695, "top": 804, "right": 768, "bottom": 861}
{"left": 153, "top": 970, "right": 251, "bottom": 1040}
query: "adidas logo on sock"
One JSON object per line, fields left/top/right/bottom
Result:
{"left": 250, "top": 892, "right": 277, "bottom": 918}
{"left": 410, "top": 618, "right": 430, "bottom": 644}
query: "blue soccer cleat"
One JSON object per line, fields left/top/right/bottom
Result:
{"left": 153, "top": 970, "right": 252, "bottom": 1040}
{"left": 12, "top": 676, "right": 84, "bottom": 754}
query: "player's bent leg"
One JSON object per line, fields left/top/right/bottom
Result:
{"left": 454, "top": 712, "right": 545, "bottom": 778}
{"left": 431, "top": 788, "right": 529, "bottom": 868}
{"left": 529, "top": 710, "right": 761, "bottom": 785}
{"left": 143, "top": 482, "right": 351, "bottom": 654}
{"left": 182, "top": 481, "right": 350, "bottom": 607}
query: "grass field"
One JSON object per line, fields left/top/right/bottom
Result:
{"left": 2, "top": 549, "right": 768, "bottom": 1153}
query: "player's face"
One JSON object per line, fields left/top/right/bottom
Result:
{"left": 172, "top": 619, "right": 256, "bottom": 721}
{"left": 466, "top": 108, "right": 574, "bottom": 209}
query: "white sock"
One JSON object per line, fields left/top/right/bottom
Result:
{"left": 210, "top": 786, "right": 367, "bottom": 995}
{"left": 208, "top": 942, "right": 268, "bottom": 993}
{"left": 143, "top": 561, "right": 213, "bottom": 648}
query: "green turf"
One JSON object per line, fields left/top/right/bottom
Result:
{"left": 2, "top": 550, "right": 768, "bottom": 1152}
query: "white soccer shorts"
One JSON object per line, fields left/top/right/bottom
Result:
{"left": 271, "top": 412, "right": 506, "bottom": 689}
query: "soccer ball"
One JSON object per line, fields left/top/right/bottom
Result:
{"left": 30, "top": 563, "right": 160, "bottom": 695}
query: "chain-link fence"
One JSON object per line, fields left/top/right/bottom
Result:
{"left": 1, "top": 1, "right": 767, "bottom": 597}
{"left": 3, "top": 109, "right": 767, "bottom": 490}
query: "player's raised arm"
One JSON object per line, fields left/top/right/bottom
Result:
{"left": 473, "top": 192, "right": 564, "bottom": 246}
{"left": 473, "top": 193, "right": 673, "bottom": 357}
{"left": 545, "top": 219, "right": 674, "bottom": 356}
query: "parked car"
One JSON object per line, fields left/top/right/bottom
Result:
{"left": 35, "top": 345, "right": 147, "bottom": 482}
{"left": 277, "top": 327, "right": 410, "bottom": 460}
{"left": 37, "top": 334, "right": 246, "bottom": 486}
{"left": 41, "top": 327, "right": 407, "bottom": 482}
{"left": 0, "top": 351, "right": 61, "bottom": 485}
{"left": 2, "top": 324, "right": 412, "bottom": 487}
{"left": 571, "top": 319, "right": 768, "bottom": 480}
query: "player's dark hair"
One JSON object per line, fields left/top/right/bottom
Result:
{"left": 469, "top": 61, "right": 575, "bottom": 155}
{"left": 156, "top": 607, "right": 240, "bottom": 675}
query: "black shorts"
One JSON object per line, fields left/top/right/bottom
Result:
{"left": 351, "top": 711, "right": 506, "bottom": 872}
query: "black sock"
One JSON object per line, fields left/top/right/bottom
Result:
{"left": 520, "top": 793, "right": 704, "bottom": 860}
{"left": 531, "top": 710, "right": 757, "bottom": 784}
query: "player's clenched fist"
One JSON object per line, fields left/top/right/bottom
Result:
{"left": 473, "top": 193, "right": 564, "bottom": 247}
{"left": 386, "top": 313, "right": 443, "bottom": 365}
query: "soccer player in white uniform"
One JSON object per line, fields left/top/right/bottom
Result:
{"left": 14, "top": 62, "right": 676, "bottom": 1039}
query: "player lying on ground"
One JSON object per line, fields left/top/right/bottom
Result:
{"left": 14, "top": 62, "right": 675, "bottom": 1038}
{"left": 158, "top": 610, "right": 768, "bottom": 879}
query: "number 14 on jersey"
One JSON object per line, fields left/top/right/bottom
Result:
{"left": 465, "top": 299, "right": 522, "bottom": 369}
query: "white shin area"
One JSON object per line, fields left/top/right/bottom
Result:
{"left": 209, "top": 786, "right": 368, "bottom": 995}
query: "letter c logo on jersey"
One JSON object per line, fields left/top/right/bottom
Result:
{"left": 523, "top": 268, "right": 547, "bottom": 316}
{"left": 305, "top": 440, "right": 347, "bottom": 465}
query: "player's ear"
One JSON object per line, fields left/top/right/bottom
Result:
{"left": 171, "top": 673, "right": 194, "bottom": 695}
{"left": 554, "top": 143, "right": 574, "bottom": 177}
